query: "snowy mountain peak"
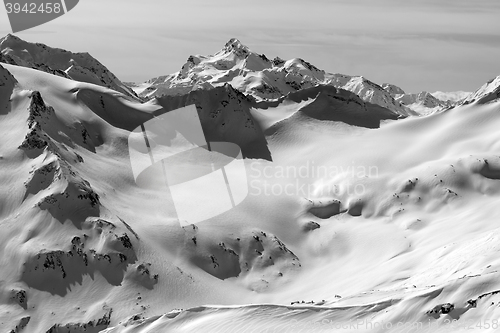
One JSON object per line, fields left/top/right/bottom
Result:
{"left": 393, "top": 90, "right": 450, "bottom": 115}
{"left": 416, "top": 91, "right": 442, "bottom": 107}
{"left": 0, "top": 34, "right": 16, "bottom": 44}
{"left": 382, "top": 83, "right": 405, "bottom": 96}
{"left": 487, "top": 75, "right": 500, "bottom": 85}
{"left": 131, "top": 39, "right": 411, "bottom": 116}
{"left": 462, "top": 75, "right": 500, "bottom": 105}
{"left": 0, "top": 34, "right": 139, "bottom": 100}
{"left": 178, "top": 55, "right": 202, "bottom": 79}
{"left": 0, "top": 33, "right": 21, "bottom": 44}
{"left": 272, "top": 56, "right": 286, "bottom": 67}
{"left": 284, "top": 58, "right": 323, "bottom": 74}
{"left": 221, "top": 38, "right": 250, "bottom": 58}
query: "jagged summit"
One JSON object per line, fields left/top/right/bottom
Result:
{"left": 382, "top": 83, "right": 405, "bottom": 96}
{"left": 221, "top": 38, "right": 251, "bottom": 57}
{"left": 0, "top": 33, "right": 19, "bottom": 43}
{"left": 394, "top": 90, "right": 449, "bottom": 115}
{"left": 462, "top": 75, "right": 500, "bottom": 105}
{"left": 381, "top": 82, "right": 459, "bottom": 115}
{"left": 225, "top": 38, "right": 248, "bottom": 49}
{"left": 0, "top": 34, "right": 26, "bottom": 46}
{"left": 132, "top": 38, "right": 410, "bottom": 116}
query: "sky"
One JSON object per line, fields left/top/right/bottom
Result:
{"left": 1, "top": 0, "right": 500, "bottom": 93}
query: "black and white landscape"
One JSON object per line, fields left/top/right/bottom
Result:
{"left": 1, "top": 5, "right": 500, "bottom": 332}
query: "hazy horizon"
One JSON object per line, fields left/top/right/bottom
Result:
{"left": 1, "top": 0, "right": 499, "bottom": 93}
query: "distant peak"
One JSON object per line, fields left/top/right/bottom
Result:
{"left": 381, "top": 83, "right": 405, "bottom": 96}
{"left": 2, "top": 33, "right": 21, "bottom": 42}
{"left": 225, "top": 38, "right": 248, "bottom": 49}
{"left": 1, "top": 34, "right": 16, "bottom": 45}
{"left": 272, "top": 57, "right": 285, "bottom": 66}
{"left": 223, "top": 38, "right": 250, "bottom": 57}
{"left": 462, "top": 75, "right": 500, "bottom": 105}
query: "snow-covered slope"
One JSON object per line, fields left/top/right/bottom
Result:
{"left": 114, "top": 77, "right": 500, "bottom": 332}
{"left": 461, "top": 76, "right": 500, "bottom": 105}
{"left": 0, "top": 34, "right": 139, "bottom": 100}
{"left": 2, "top": 61, "right": 500, "bottom": 332}
{"left": 0, "top": 63, "right": 280, "bottom": 332}
{"left": 133, "top": 38, "right": 411, "bottom": 116}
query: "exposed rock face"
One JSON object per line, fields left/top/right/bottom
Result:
{"left": 0, "top": 64, "right": 17, "bottom": 116}
{"left": 45, "top": 309, "right": 112, "bottom": 333}
{"left": 155, "top": 83, "right": 272, "bottom": 160}
{"left": 14, "top": 91, "right": 140, "bottom": 299}
{"left": 10, "top": 289, "right": 27, "bottom": 309}
{"left": 182, "top": 228, "right": 301, "bottom": 290}
{"left": 395, "top": 90, "right": 451, "bottom": 113}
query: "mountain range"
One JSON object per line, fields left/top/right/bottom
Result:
{"left": 4, "top": 35, "right": 500, "bottom": 116}
{"left": 127, "top": 38, "right": 497, "bottom": 116}
{"left": 1, "top": 35, "right": 500, "bottom": 332}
